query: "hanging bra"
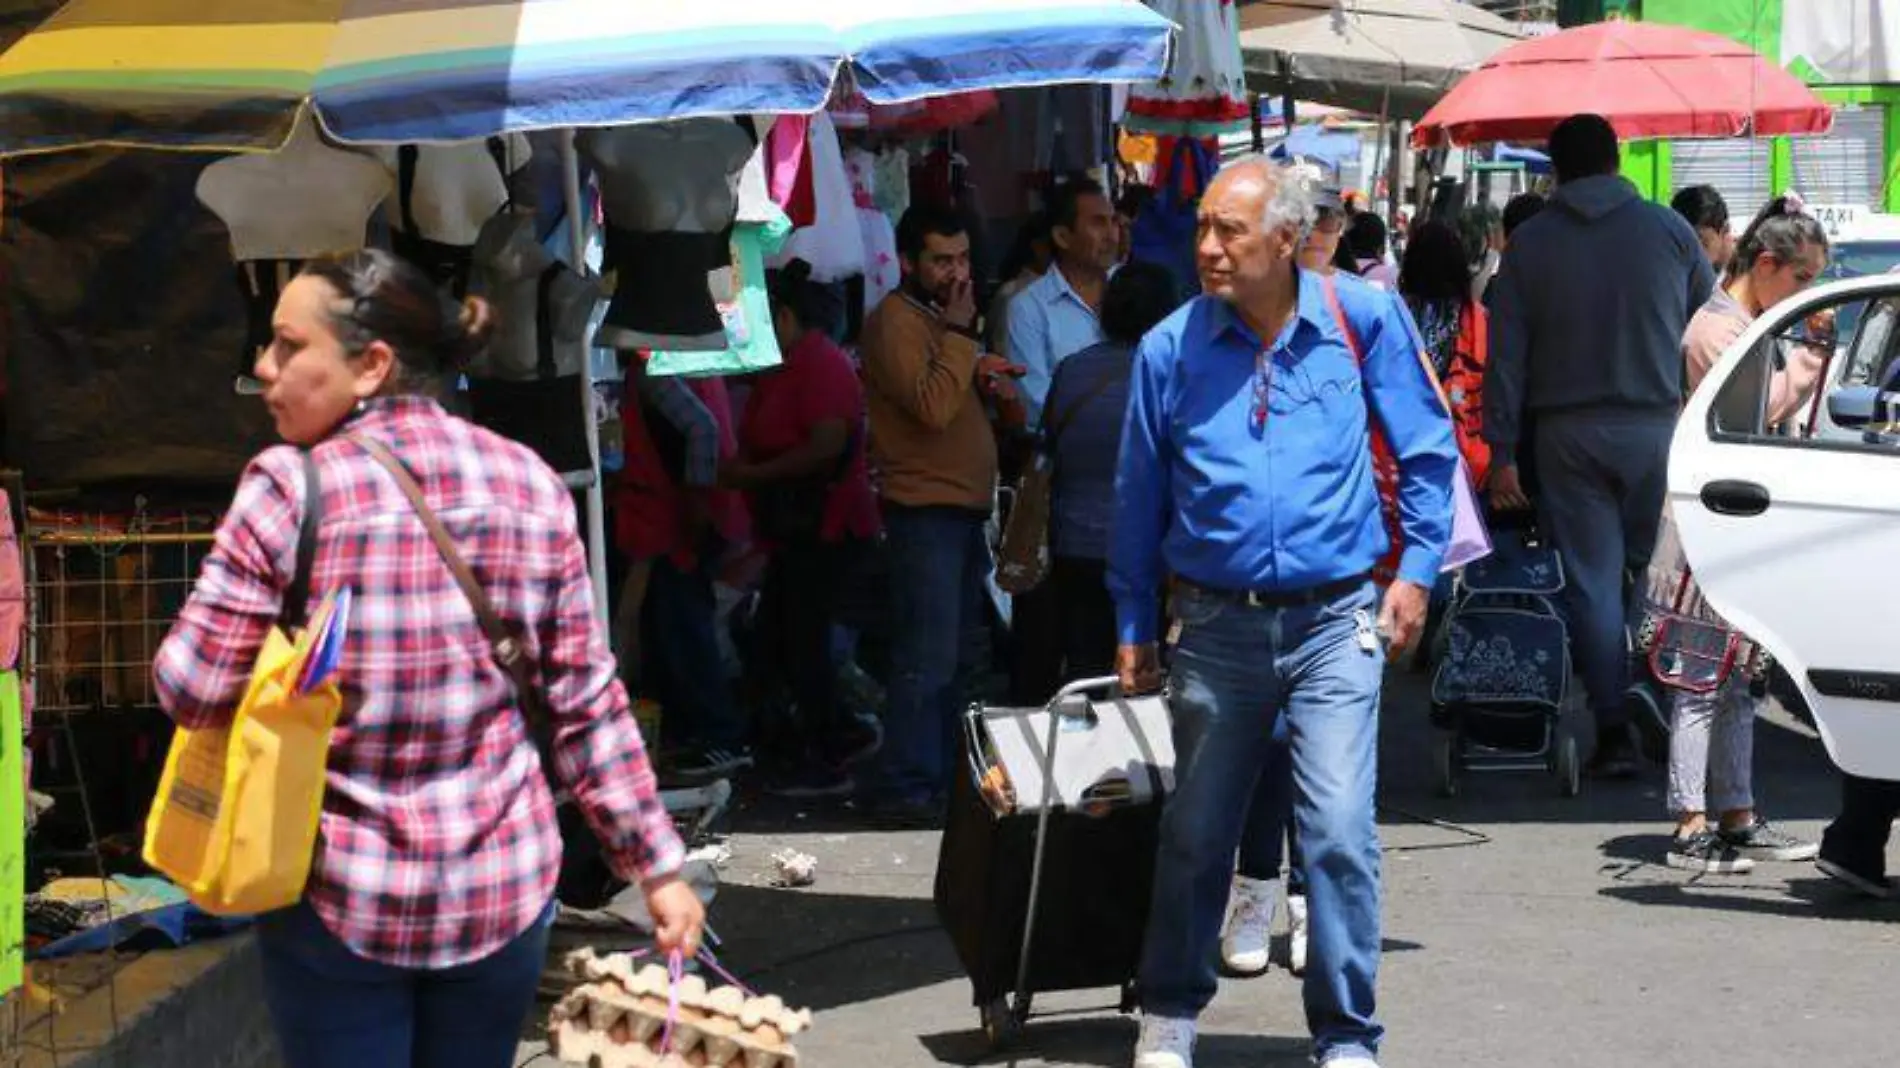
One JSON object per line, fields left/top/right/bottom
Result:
{"left": 233, "top": 258, "right": 305, "bottom": 389}
{"left": 389, "top": 138, "right": 510, "bottom": 299}
{"left": 597, "top": 223, "right": 733, "bottom": 352}
{"left": 466, "top": 263, "right": 593, "bottom": 476}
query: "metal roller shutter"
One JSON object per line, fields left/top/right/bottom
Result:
{"left": 1790, "top": 104, "right": 1886, "bottom": 211}
{"left": 1670, "top": 137, "right": 1772, "bottom": 221}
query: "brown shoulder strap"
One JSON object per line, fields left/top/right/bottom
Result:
{"left": 350, "top": 434, "right": 556, "bottom": 757}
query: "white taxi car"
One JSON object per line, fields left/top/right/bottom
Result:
{"left": 1671, "top": 216, "right": 1900, "bottom": 779}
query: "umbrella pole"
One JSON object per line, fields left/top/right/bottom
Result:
{"left": 561, "top": 129, "right": 611, "bottom": 623}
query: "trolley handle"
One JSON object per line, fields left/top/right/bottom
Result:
{"left": 1047, "top": 676, "right": 1123, "bottom": 709}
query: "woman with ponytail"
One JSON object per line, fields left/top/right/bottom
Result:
{"left": 154, "top": 249, "right": 700, "bottom": 1067}
{"left": 1654, "top": 195, "right": 1831, "bottom": 875}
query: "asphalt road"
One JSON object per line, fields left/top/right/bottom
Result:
{"left": 521, "top": 670, "right": 1896, "bottom": 1067}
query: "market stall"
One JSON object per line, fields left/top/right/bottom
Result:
{"left": 0, "top": 1, "right": 1178, "bottom": 1058}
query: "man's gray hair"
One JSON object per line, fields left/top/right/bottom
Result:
{"left": 1216, "top": 154, "right": 1321, "bottom": 236}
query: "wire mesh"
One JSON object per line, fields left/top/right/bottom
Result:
{"left": 4, "top": 498, "right": 218, "bottom": 1066}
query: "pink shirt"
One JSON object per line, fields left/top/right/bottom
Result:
{"left": 1682, "top": 287, "right": 1825, "bottom": 426}
{"left": 739, "top": 330, "right": 881, "bottom": 543}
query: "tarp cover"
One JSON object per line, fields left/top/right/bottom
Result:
{"left": 3, "top": 148, "right": 272, "bottom": 486}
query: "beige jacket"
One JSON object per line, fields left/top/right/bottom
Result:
{"left": 860, "top": 291, "right": 997, "bottom": 512}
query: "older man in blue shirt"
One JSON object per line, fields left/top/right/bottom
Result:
{"left": 1113, "top": 158, "right": 1456, "bottom": 1068}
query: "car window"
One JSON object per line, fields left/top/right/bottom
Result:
{"left": 1708, "top": 291, "right": 1875, "bottom": 444}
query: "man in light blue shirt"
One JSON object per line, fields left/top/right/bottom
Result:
{"left": 1006, "top": 178, "right": 1119, "bottom": 422}
{"left": 1112, "top": 158, "right": 1456, "bottom": 1068}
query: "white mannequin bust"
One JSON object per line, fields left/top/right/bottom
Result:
{"left": 466, "top": 211, "right": 599, "bottom": 380}
{"left": 196, "top": 110, "right": 392, "bottom": 262}
{"left": 374, "top": 133, "right": 532, "bottom": 247}
{"left": 578, "top": 119, "right": 756, "bottom": 351}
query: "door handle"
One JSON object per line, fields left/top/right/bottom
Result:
{"left": 1700, "top": 480, "right": 1771, "bottom": 517}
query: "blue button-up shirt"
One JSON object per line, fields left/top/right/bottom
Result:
{"left": 1006, "top": 265, "right": 1106, "bottom": 423}
{"left": 1108, "top": 270, "right": 1458, "bottom": 645}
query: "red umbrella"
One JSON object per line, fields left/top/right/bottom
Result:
{"left": 1412, "top": 20, "right": 1834, "bottom": 148}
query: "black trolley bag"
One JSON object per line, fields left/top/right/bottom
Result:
{"left": 933, "top": 676, "right": 1176, "bottom": 1050}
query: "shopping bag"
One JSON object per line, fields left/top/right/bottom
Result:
{"left": 144, "top": 593, "right": 344, "bottom": 916}
{"left": 1442, "top": 459, "right": 1493, "bottom": 573}
{"left": 144, "top": 452, "right": 341, "bottom": 916}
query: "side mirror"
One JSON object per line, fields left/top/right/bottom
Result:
{"left": 1826, "top": 385, "right": 1896, "bottom": 428}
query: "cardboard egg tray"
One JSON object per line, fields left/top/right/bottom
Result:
{"left": 549, "top": 949, "right": 812, "bottom": 1068}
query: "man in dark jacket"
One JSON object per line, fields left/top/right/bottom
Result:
{"left": 1483, "top": 114, "right": 1716, "bottom": 777}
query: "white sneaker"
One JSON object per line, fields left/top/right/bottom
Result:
{"left": 1219, "top": 876, "right": 1278, "bottom": 976}
{"left": 1133, "top": 1014, "right": 1196, "bottom": 1068}
{"left": 1287, "top": 893, "right": 1309, "bottom": 977}
{"left": 1321, "top": 1057, "right": 1379, "bottom": 1068}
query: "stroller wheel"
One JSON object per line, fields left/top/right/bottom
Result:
{"left": 1433, "top": 733, "right": 1460, "bottom": 798}
{"left": 1555, "top": 733, "right": 1581, "bottom": 797}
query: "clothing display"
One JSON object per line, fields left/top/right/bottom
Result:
{"left": 580, "top": 119, "right": 758, "bottom": 352}
{"left": 647, "top": 208, "right": 796, "bottom": 379}
{"left": 871, "top": 148, "right": 911, "bottom": 221}
{"left": 375, "top": 134, "right": 532, "bottom": 298}
{"left": 768, "top": 113, "right": 865, "bottom": 284}
{"left": 1123, "top": 0, "right": 1249, "bottom": 138}
{"left": 765, "top": 115, "right": 816, "bottom": 228}
{"left": 465, "top": 212, "right": 602, "bottom": 474}
{"left": 195, "top": 111, "right": 391, "bottom": 371}
{"left": 844, "top": 149, "right": 899, "bottom": 314}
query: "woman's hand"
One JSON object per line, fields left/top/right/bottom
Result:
{"left": 644, "top": 873, "right": 706, "bottom": 958}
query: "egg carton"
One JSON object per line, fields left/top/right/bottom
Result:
{"left": 549, "top": 949, "right": 812, "bottom": 1068}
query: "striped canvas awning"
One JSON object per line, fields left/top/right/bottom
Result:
{"left": 0, "top": 0, "right": 1175, "bottom": 156}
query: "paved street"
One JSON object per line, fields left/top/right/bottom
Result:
{"left": 523, "top": 670, "right": 1897, "bottom": 1067}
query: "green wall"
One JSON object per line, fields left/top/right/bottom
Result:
{"left": 1621, "top": 0, "right": 1900, "bottom": 213}
{"left": 1638, "top": 0, "right": 1783, "bottom": 61}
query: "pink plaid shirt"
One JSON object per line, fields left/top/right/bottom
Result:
{"left": 155, "top": 397, "right": 683, "bottom": 969}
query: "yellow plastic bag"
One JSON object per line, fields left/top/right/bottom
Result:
{"left": 143, "top": 620, "right": 341, "bottom": 916}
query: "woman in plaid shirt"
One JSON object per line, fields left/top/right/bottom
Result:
{"left": 155, "top": 250, "right": 701, "bottom": 1068}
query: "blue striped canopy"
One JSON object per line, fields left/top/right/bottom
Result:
{"left": 0, "top": 0, "right": 1177, "bottom": 155}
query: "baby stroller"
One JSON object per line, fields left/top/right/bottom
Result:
{"left": 1428, "top": 527, "right": 1580, "bottom": 798}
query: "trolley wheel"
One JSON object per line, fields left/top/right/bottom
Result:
{"left": 981, "top": 997, "right": 1024, "bottom": 1049}
{"left": 1433, "top": 732, "right": 1460, "bottom": 798}
{"left": 1555, "top": 733, "right": 1581, "bottom": 798}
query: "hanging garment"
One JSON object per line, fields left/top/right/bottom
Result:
{"left": 872, "top": 147, "right": 911, "bottom": 221}
{"left": 845, "top": 150, "right": 899, "bottom": 315}
{"left": 234, "top": 258, "right": 305, "bottom": 382}
{"left": 1124, "top": 0, "right": 1250, "bottom": 138}
{"left": 466, "top": 264, "right": 595, "bottom": 475}
{"left": 768, "top": 113, "right": 865, "bottom": 283}
{"left": 385, "top": 137, "right": 526, "bottom": 299}
{"left": 581, "top": 119, "right": 758, "bottom": 352}
{"left": 765, "top": 115, "right": 816, "bottom": 228}
{"left": 648, "top": 208, "right": 796, "bottom": 379}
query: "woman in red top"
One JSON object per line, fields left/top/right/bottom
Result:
{"left": 726, "top": 259, "right": 882, "bottom": 798}
{"left": 155, "top": 250, "right": 701, "bottom": 1068}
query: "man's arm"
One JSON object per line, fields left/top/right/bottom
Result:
{"left": 634, "top": 371, "right": 718, "bottom": 488}
{"left": 1107, "top": 328, "right": 1175, "bottom": 645}
{"left": 1482, "top": 255, "right": 1529, "bottom": 468}
{"left": 1006, "top": 289, "right": 1054, "bottom": 424}
{"left": 861, "top": 303, "right": 982, "bottom": 431}
{"left": 1363, "top": 294, "right": 1458, "bottom": 587}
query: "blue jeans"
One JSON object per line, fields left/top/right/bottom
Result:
{"left": 1237, "top": 715, "right": 1304, "bottom": 895}
{"left": 1140, "top": 581, "right": 1385, "bottom": 1063}
{"left": 257, "top": 899, "right": 554, "bottom": 1068}
{"left": 644, "top": 555, "right": 745, "bottom": 750}
{"left": 863, "top": 505, "right": 989, "bottom": 805}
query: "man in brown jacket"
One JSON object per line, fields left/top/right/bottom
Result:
{"left": 857, "top": 205, "right": 1013, "bottom": 824}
